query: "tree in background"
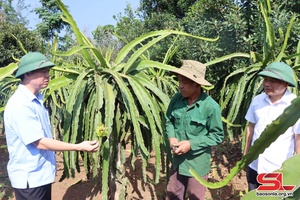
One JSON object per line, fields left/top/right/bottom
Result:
{"left": 92, "top": 25, "right": 115, "bottom": 47}
{"left": 0, "top": 0, "right": 27, "bottom": 24}
{"left": 92, "top": 24, "right": 121, "bottom": 59}
{"left": 0, "top": 22, "right": 41, "bottom": 67}
{"left": 0, "top": 0, "right": 41, "bottom": 67}
{"left": 114, "top": 3, "right": 145, "bottom": 46}
{"left": 139, "top": 0, "right": 196, "bottom": 19}
{"left": 33, "top": 0, "right": 70, "bottom": 42}
{"left": 115, "top": 0, "right": 249, "bottom": 67}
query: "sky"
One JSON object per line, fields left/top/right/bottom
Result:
{"left": 23, "top": 0, "right": 140, "bottom": 36}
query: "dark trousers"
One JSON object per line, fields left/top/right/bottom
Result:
{"left": 166, "top": 168, "right": 207, "bottom": 200}
{"left": 246, "top": 166, "right": 261, "bottom": 191}
{"left": 14, "top": 183, "right": 52, "bottom": 200}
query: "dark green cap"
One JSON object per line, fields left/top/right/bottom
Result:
{"left": 15, "top": 52, "right": 55, "bottom": 78}
{"left": 258, "top": 62, "right": 296, "bottom": 87}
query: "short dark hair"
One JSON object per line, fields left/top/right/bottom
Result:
{"left": 19, "top": 74, "right": 25, "bottom": 81}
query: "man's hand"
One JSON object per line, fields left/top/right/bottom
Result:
{"left": 169, "top": 138, "right": 178, "bottom": 152}
{"left": 173, "top": 140, "right": 191, "bottom": 155}
{"left": 78, "top": 140, "right": 99, "bottom": 152}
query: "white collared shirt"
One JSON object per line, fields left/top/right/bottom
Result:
{"left": 245, "top": 90, "right": 300, "bottom": 173}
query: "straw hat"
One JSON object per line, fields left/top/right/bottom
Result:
{"left": 171, "top": 60, "right": 212, "bottom": 86}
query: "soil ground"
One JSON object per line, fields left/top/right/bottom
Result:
{"left": 0, "top": 133, "right": 247, "bottom": 200}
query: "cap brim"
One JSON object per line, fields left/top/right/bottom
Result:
{"left": 15, "top": 60, "right": 55, "bottom": 78}
{"left": 258, "top": 71, "right": 279, "bottom": 80}
{"left": 258, "top": 71, "right": 296, "bottom": 87}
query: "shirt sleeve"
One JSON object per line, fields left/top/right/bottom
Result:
{"left": 189, "top": 103, "right": 224, "bottom": 155}
{"left": 245, "top": 107, "right": 254, "bottom": 123}
{"left": 245, "top": 97, "right": 258, "bottom": 124}
{"left": 292, "top": 118, "right": 300, "bottom": 135}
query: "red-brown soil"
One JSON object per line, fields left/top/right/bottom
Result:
{"left": 0, "top": 134, "right": 247, "bottom": 200}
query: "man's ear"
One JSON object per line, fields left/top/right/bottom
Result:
{"left": 285, "top": 82, "right": 289, "bottom": 87}
{"left": 24, "top": 72, "right": 31, "bottom": 78}
{"left": 195, "top": 83, "right": 201, "bottom": 88}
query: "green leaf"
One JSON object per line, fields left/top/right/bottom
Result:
{"left": 205, "top": 53, "right": 250, "bottom": 66}
{"left": 103, "top": 81, "right": 116, "bottom": 134}
{"left": 127, "top": 76, "right": 162, "bottom": 183}
{"left": 115, "top": 30, "right": 218, "bottom": 66}
{"left": 44, "top": 74, "right": 77, "bottom": 100}
{"left": 275, "top": 14, "right": 297, "bottom": 62}
{"left": 101, "top": 140, "right": 110, "bottom": 200}
{"left": 128, "top": 60, "right": 178, "bottom": 74}
{"left": 0, "top": 63, "right": 18, "bottom": 82}
{"left": 56, "top": 0, "right": 97, "bottom": 69}
{"left": 62, "top": 69, "right": 91, "bottom": 178}
{"left": 109, "top": 70, "right": 149, "bottom": 156}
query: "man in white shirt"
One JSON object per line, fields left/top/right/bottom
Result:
{"left": 243, "top": 62, "right": 300, "bottom": 191}
{"left": 4, "top": 52, "right": 99, "bottom": 200}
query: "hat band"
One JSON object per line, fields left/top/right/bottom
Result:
{"left": 36, "top": 60, "right": 49, "bottom": 69}
{"left": 264, "top": 69, "right": 284, "bottom": 81}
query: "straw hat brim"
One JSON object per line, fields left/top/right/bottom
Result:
{"left": 172, "top": 68, "right": 212, "bottom": 86}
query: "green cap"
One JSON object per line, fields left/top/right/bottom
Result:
{"left": 15, "top": 52, "right": 55, "bottom": 78}
{"left": 258, "top": 62, "right": 296, "bottom": 87}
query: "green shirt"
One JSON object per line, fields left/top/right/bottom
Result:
{"left": 165, "top": 92, "right": 224, "bottom": 177}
